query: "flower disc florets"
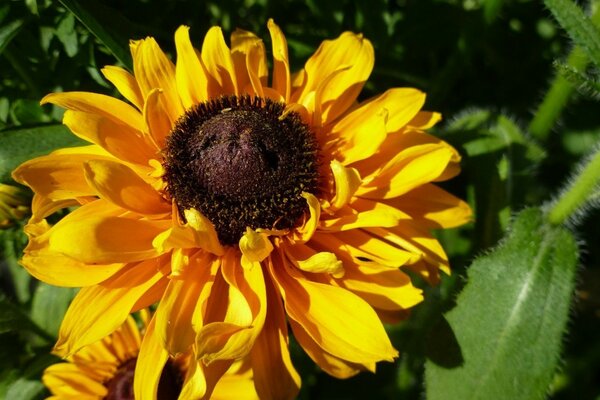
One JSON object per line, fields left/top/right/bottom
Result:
{"left": 163, "top": 95, "right": 320, "bottom": 245}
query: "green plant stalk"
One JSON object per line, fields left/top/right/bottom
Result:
{"left": 529, "top": 4, "right": 600, "bottom": 140}
{"left": 548, "top": 146, "right": 600, "bottom": 224}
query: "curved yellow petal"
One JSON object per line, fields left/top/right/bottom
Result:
{"left": 43, "top": 363, "right": 108, "bottom": 397}
{"left": 143, "top": 88, "right": 173, "bottom": 149}
{"left": 54, "top": 257, "right": 168, "bottom": 356}
{"left": 201, "top": 27, "right": 237, "bottom": 95}
{"left": 41, "top": 91, "right": 144, "bottom": 132}
{"left": 329, "top": 160, "right": 361, "bottom": 211}
{"left": 267, "top": 19, "right": 290, "bottom": 101}
{"left": 48, "top": 215, "right": 170, "bottom": 264}
{"left": 134, "top": 317, "right": 170, "bottom": 400}
{"left": 131, "top": 37, "right": 183, "bottom": 123}
{"left": 250, "top": 273, "right": 300, "bottom": 400}
{"left": 270, "top": 253, "right": 397, "bottom": 364}
{"left": 356, "top": 88, "right": 426, "bottom": 133}
{"left": 283, "top": 243, "right": 344, "bottom": 277}
{"left": 83, "top": 159, "right": 170, "bottom": 216}
{"left": 12, "top": 152, "right": 112, "bottom": 201}
{"left": 196, "top": 251, "right": 266, "bottom": 363}
{"left": 101, "top": 65, "right": 144, "bottom": 110}
{"left": 239, "top": 227, "right": 273, "bottom": 268}
{"left": 294, "top": 32, "right": 374, "bottom": 124}
{"left": 289, "top": 319, "right": 367, "bottom": 379}
{"left": 63, "top": 110, "right": 157, "bottom": 164}
{"left": 231, "top": 28, "right": 267, "bottom": 96}
{"left": 294, "top": 192, "right": 320, "bottom": 242}
{"left": 175, "top": 25, "right": 209, "bottom": 107}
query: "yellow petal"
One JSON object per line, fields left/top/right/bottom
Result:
{"left": 294, "top": 32, "right": 374, "bottom": 124}
{"left": 390, "top": 183, "right": 473, "bottom": 228}
{"left": 239, "top": 227, "right": 273, "bottom": 264}
{"left": 231, "top": 28, "right": 267, "bottom": 95}
{"left": 330, "top": 160, "right": 361, "bottom": 210}
{"left": 267, "top": 19, "right": 291, "bottom": 101}
{"left": 175, "top": 25, "right": 209, "bottom": 107}
{"left": 270, "top": 253, "right": 397, "bottom": 364}
{"left": 196, "top": 251, "right": 266, "bottom": 363}
{"left": 201, "top": 27, "right": 237, "bottom": 95}
{"left": 336, "top": 264, "right": 423, "bottom": 310}
{"left": 41, "top": 91, "right": 144, "bottom": 132}
{"left": 294, "top": 192, "right": 320, "bottom": 242}
{"left": 134, "top": 317, "right": 170, "bottom": 400}
{"left": 43, "top": 363, "right": 108, "bottom": 397}
{"left": 321, "top": 200, "right": 409, "bottom": 232}
{"left": 212, "top": 365, "right": 259, "bottom": 400}
{"left": 63, "top": 110, "right": 157, "bottom": 164}
{"left": 101, "top": 65, "right": 144, "bottom": 110}
{"left": 407, "top": 110, "right": 442, "bottom": 130}
{"left": 289, "top": 319, "right": 368, "bottom": 379}
{"left": 283, "top": 243, "right": 344, "bottom": 277}
{"left": 356, "top": 88, "right": 426, "bottom": 133}
{"left": 358, "top": 145, "right": 454, "bottom": 199}
{"left": 143, "top": 88, "right": 172, "bottom": 149}
{"left": 131, "top": 37, "right": 183, "bottom": 122}
{"left": 12, "top": 153, "right": 99, "bottom": 201}
{"left": 155, "top": 254, "right": 214, "bottom": 355}
{"left": 83, "top": 159, "right": 169, "bottom": 216}
{"left": 250, "top": 274, "right": 300, "bottom": 400}
{"left": 153, "top": 208, "right": 224, "bottom": 256}
{"left": 54, "top": 257, "right": 168, "bottom": 356}
{"left": 48, "top": 215, "right": 170, "bottom": 264}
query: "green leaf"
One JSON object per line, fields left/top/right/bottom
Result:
{"left": 544, "top": 0, "right": 600, "bottom": 70}
{"left": 55, "top": 13, "right": 78, "bottom": 58}
{"left": 0, "top": 124, "right": 84, "bottom": 184}
{"left": 425, "top": 208, "right": 578, "bottom": 400}
{"left": 30, "top": 284, "right": 77, "bottom": 339}
{"left": 554, "top": 61, "right": 600, "bottom": 99}
{"left": 0, "top": 18, "right": 25, "bottom": 56}
{"left": 0, "top": 296, "right": 53, "bottom": 341}
{"left": 1, "top": 227, "right": 31, "bottom": 303}
{"left": 58, "top": 0, "right": 134, "bottom": 68}
{"left": 5, "top": 378, "right": 45, "bottom": 400}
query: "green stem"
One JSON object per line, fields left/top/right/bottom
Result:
{"left": 529, "top": 4, "right": 600, "bottom": 140}
{"left": 548, "top": 147, "right": 600, "bottom": 225}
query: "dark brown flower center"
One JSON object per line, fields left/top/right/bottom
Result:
{"left": 163, "top": 95, "right": 320, "bottom": 246}
{"left": 103, "top": 358, "right": 183, "bottom": 400}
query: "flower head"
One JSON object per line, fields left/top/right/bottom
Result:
{"left": 0, "top": 183, "right": 29, "bottom": 228}
{"left": 43, "top": 311, "right": 257, "bottom": 399}
{"left": 14, "top": 20, "right": 471, "bottom": 399}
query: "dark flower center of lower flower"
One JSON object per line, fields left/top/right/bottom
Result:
{"left": 103, "top": 358, "right": 183, "bottom": 400}
{"left": 163, "top": 95, "right": 320, "bottom": 246}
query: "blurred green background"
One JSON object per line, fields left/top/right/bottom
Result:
{"left": 1, "top": 0, "right": 600, "bottom": 399}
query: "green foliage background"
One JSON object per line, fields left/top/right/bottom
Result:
{"left": 1, "top": 0, "right": 600, "bottom": 399}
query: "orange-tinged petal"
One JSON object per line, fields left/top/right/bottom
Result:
{"left": 175, "top": 25, "right": 209, "bottom": 107}
{"left": 294, "top": 192, "right": 320, "bottom": 242}
{"left": 231, "top": 28, "right": 267, "bottom": 95}
{"left": 143, "top": 88, "right": 172, "bottom": 149}
{"left": 201, "top": 27, "right": 237, "bottom": 95}
{"left": 63, "top": 110, "right": 157, "bottom": 164}
{"left": 407, "top": 110, "right": 442, "bottom": 130}
{"left": 41, "top": 92, "right": 144, "bottom": 132}
{"left": 250, "top": 273, "right": 300, "bottom": 400}
{"left": 54, "top": 256, "right": 169, "bottom": 356}
{"left": 131, "top": 37, "right": 183, "bottom": 122}
{"left": 289, "top": 319, "right": 367, "bottom": 379}
{"left": 134, "top": 317, "right": 170, "bottom": 400}
{"left": 48, "top": 215, "right": 170, "bottom": 264}
{"left": 294, "top": 32, "right": 374, "bottom": 124}
{"left": 211, "top": 367, "right": 259, "bottom": 400}
{"left": 267, "top": 19, "right": 291, "bottom": 101}
{"left": 101, "top": 65, "right": 144, "bottom": 110}
{"left": 83, "top": 159, "right": 169, "bottom": 216}
{"left": 271, "top": 252, "right": 398, "bottom": 364}
{"left": 321, "top": 198, "right": 410, "bottom": 232}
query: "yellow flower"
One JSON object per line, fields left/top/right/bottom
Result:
{"left": 0, "top": 183, "right": 29, "bottom": 228}
{"left": 43, "top": 310, "right": 257, "bottom": 399}
{"left": 14, "top": 20, "right": 471, "bottom": 399}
